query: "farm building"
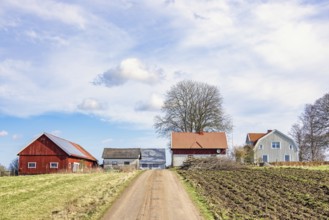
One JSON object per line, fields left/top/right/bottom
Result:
{"left": 17, "top": 133, "right": 98, "bottom": 175}
{"left": 246, "top": 129, "right": 299, "bottom": 163}
{"left": 171, "top": 132, "right": 228, "bottom": 167}
{"left": 140, "top": 148, "right": 166, "bottom": 169}
{"left": 102, "top": 148, "right": 141, "bottom": 169}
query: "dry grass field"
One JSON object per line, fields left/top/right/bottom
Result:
{"left": 178, "top": 168, "right": 329, "bottom": 220}
{"left": 0, "top": 171, "right": 139, "bottom": 220}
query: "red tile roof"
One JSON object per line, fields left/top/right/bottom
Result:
{"left": 247, "top": 133, "right": 267, "bottom": 143}
{"left": 171, "top": 132, "right": 228, "bottom": 149}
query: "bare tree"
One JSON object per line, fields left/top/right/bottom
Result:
{"left": 290, "top": 123, "right": 309, "bottom": 161}
{"left": 291, "top": 93, "right": 329, "bottom": 161}
{"left": 154, "top": 80, "right": 232, "bottom": 136}
{"left": 0, "top": 163, "right": 8, "bottom": 176}
{"left": 9, "top": 158, "right": 19, "bottom": 176}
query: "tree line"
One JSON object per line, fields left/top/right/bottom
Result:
{"left": 290, "top": 93, "right": 329, "bottom": 161}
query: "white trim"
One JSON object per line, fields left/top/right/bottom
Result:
{"left": 28, "top": 162, "right": 36, "bottom": 168}
{"left": 50, "top": 162, "right": 59, "bottom": 169}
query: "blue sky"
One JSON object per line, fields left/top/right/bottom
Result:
{"left": 1, "top": 0, "right": 329, "bottom": 167}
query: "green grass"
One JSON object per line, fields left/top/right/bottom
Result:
{"left": 175, "top": 171, "right": 214, "bottom": 220}
{"left": 0, "top": 171, "right": 140, "bottom": 220}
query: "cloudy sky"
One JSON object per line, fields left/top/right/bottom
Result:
{"left": 0, "top": 0, "right": 328, "bottom": 167}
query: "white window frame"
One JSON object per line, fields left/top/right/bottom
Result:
{"left": 259, "top": 144, "right": 263, "bottom": 150}
{"left": 285, "top": 155, "right": 290, "bottom": 162}
{"left": 50, "top": 162, "right": 58, "bottom": 169}
{"left": 28, "top": 162, "right": 36, "bottom": 169}
{"left": 271, "top": 142, "right": 281, "bottom": 149}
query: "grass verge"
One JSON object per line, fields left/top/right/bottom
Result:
{"left": 0, "top": 171, "right": 140, "bottom": 220}
{"left": 175, "top": 170, "right": 214, "bottom": 220}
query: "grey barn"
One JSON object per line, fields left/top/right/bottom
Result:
{"left": 102, "top": 148, "right": 141, "bottom": 169}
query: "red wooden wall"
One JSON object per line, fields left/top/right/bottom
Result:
{"left": 18, "top": 134, "right": 96, "bottom": 175}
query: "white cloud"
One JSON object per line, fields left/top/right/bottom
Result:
{"left": 0, "top": 130, "right": 8, "bottom": 137}
{"left": 94, "top": 58, "right": 164, "bottom": 87}
{"left": 3, "top": 0, "right": 88, "bottom": 29}
{"left": 78, "top": 98, "right": 104, "bottom": 111}
{"left": 135, "top": 94, "right": 164, "bottom": 111}
{"left": 0, "top": 0, "right": 328, "bottom": 144}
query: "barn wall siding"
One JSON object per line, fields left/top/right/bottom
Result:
{"left": 103, "top": 159, "right": 139, "bottom": 169}
{"left": 18, "top": 135, "right": 97, "bottom": 175}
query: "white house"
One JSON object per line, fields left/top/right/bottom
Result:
{"left": 246, "top": 129, "right": 299, "bottom": 163}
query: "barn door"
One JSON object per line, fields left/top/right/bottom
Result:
{"left": 73, "top": 162, "right": 80, "bottom": 172}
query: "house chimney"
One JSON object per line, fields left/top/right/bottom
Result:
{"left": 267, "top": 130, "right": 273, "bottom": 133}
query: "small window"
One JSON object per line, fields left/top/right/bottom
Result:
{"left": 259, "top": 145, "right": 263, "bottom": 150}
{"left": 152, "top": 164, "right": 159, "bottom": 168}
{"left": 271, "top": 142, "right": 280, "bottom": 149}
{"left": 28, "top": 162, "right": 36, "bottom": 168}
{"left": 50, "top": 162, "right": 58, "bottom": 169}
{"left": 262, "top": 155, "right": 268, "bottom": 163}
{"left": 290, "top": 145, "right": 293, "bottom": 150}
{"left": 141, "top": 164, "right": 148, "bottom": 168}
{"left": 285, "top": 155, "right": 290, "bottom": 162}
{"left": 124, "top": 161, "right": 130, "bottom": 165}
{"left": 112, "top": 161, "right": 118, "bottom": 165}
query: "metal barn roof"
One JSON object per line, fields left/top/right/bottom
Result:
{"left": 102, "top": 148, "right": 141, "bottom": 159}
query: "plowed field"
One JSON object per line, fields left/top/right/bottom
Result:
{"left": 178, "top": 168, "right": 329, "bottom": 219}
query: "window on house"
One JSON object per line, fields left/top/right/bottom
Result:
{"left": 28, "top": 162, "right": 36, "bottom": 168}
{"left": 271, "top": 142, "right": 281, "bottom": 149}
{"left": 285, "top": 155, "right": 290, "bottom": 162}
{"left": 124, "top": 161, "right": 130, "bottom": 165}
{"left": 262, "top": 155, "right": 268, "bottom": 163}
{"left": 152, "top": 164, "right": 159, "bottom": 168}
{"left": 259, "top": 145, "right": 263, "bottom": 150}
{"left": 290, "top": 145, "right": 293, "bottom": 150}
{"left": 141, "top": 164, "right": 148, "bottom": 168}
{"left": 50, "top": 162, "right": 58, "bottom": 169}
{"left": 112, "top": 161, "right": 118, "bottom": 165}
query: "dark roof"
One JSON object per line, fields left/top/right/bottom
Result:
{"left": 102, "top": 148, "right": 141, "bottom": 159}
{"left": 171, "top": 132, "right": 228, "bottom": 149}
{"left": 140, "top": 148, "right": 166, "bottom": 164}
{"left": 18, "top": 133, "right": 97, "bottom": 162}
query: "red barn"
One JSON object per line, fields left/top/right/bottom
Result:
{"left": 171, "top": 132, "right": 228, "bottom": 166}
{"left": 17, "top": 133, "right": 98, "bottom": 175}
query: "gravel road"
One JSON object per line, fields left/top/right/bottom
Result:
{"left": 101, "top": 170, "right": 203, "bottom": 220}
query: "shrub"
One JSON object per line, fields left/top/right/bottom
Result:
{"left": 181, "top": 157, "right": 246, "bottom": 171}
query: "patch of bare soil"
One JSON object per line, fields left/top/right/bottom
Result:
{"left": 102, "top": 170, "right": 203, "bottom": 220}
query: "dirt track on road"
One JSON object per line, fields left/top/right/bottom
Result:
{"left": 102, "top": 170, "right": 203, "bottom": 220}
